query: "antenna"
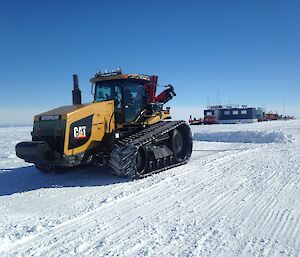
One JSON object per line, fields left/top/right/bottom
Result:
{"left": 217, "top": 90, "right": 221, "bottom": 105}
{"left": 207, "top": 98, "right": 211, "bottom": 108}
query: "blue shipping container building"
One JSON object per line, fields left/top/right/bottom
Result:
{"left": 204, "top": 105, "right": 258, "bottom": 124}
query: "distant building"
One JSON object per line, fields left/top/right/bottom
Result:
{"left": 256, "top": 107, "right": 266, "bottom": 121}
{"left": 204, "top": 105, "right": 258, "bottom": 124}
{"left": 194, "top": 104, "right": 294, "bottom": 125}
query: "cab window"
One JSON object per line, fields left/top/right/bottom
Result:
{"left": 95, "top": 84, "right": 113, "bottom": 102}
{"left": 124, "top": 81, "right": 145, "bottom": 123}
{"left": 95, "top": 82, "right": 122, "bottom": 107}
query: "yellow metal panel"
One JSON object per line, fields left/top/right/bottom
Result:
{"left": 64, "top": 101, "right": 115, "bottom": 156}
{"left": 143, "top": 111, "right": 171, "bottom": 125}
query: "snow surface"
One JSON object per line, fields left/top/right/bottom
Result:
{"left": 0, "top": 120, "right": 300, "bottom": 256}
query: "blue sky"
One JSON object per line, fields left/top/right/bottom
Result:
{"left": 0, "top": 0, "right": 299, "bottom": 124}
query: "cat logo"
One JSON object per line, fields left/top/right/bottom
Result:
{"left": 73, "top": 126, "right": 87, "bottom": 139}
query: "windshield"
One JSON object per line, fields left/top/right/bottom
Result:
{"left": 95, "top": 81, "right": 122, "bottom": 108}
{"left": 123, "top": 81, "right": 145, "bottom": 122}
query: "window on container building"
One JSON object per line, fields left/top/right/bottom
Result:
{"left": 241, "top": 110, "right": 247, "bottom": 115}
{"left": 224, "top": 111, "right": 230, "bottom": 115}
{"left": 232, "top": 110, "right": 239, "bottom": 115}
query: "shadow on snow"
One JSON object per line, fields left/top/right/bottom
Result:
{"left": 0, "top": 165, "right": 131, "bottom": 196}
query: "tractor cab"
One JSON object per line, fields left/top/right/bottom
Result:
{"left": 93, "top": 79, "right": 146, "bottom": 123}
{"left": 90, "top": 70, "right": 152, "bottom": 125}
{"left": 90, "top": 69, "right": 176, "bottom": 126}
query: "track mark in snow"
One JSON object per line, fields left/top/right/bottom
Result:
{"left": 2, "top": 144, "right": 253, "bottom": 256}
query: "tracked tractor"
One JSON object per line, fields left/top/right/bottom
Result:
{"left": 16, "top": 69, "right": 193, "bottom": 178}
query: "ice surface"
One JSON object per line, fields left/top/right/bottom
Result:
{"left": 0, "top": 120, "right": 300, "bottom": 256}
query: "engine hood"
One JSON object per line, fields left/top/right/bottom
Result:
{"left": 34, "top": 104, "right": 90, "bottom": 121}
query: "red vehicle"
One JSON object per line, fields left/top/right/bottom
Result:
{"left": 203, "top": 115, "right": 218, "bottom": 125}
{"left": 265, "top": 113, "right": 279, "bottom": 121}
{"left": 189, "top": 116, "right": 203, "bottom": 125}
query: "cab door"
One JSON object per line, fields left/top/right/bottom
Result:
{"left": 123, "top": 82, "right": 145, "bottom": 123}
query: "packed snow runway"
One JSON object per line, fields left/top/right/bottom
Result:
{"left": 0, "top": 121, "right": 299, "bottom": 257}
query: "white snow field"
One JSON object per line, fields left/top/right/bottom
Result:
{"left": 0, "top": 120, "right": 299, "bottom": 257}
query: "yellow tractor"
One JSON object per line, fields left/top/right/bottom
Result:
{"left": 16, "top": 69, "right": 192, "bottom": 178}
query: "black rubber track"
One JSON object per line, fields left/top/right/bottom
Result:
{"left": 108, "top": 121, "right": 193, "bottom": 178}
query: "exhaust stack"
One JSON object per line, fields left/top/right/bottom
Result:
{"left": 72, "top": 74, "right": 82, "bottom": 105}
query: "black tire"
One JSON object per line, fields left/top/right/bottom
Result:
{"left": 156, "top": 159, "right": 162, "bottom": 169}
{"left": 172, "top": 129, "right": 183, "bottom": 161}
{"left": 163, "top": 157, "right": 169, "bottom": 167}
{"left": 169, "top": 156, "right": 175, "bottom": 164}
{"left": 148, "top": 161, "right": 155, "bottom": 172}
{"left": 171, "top": 124, "right": 193, "bottom": 162}
{"left": 135, "top": 146, "right": 148, "bottom": 177}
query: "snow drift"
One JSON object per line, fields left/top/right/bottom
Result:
{"left": 193, "top": 130, "right": 294, "bottom": 144}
